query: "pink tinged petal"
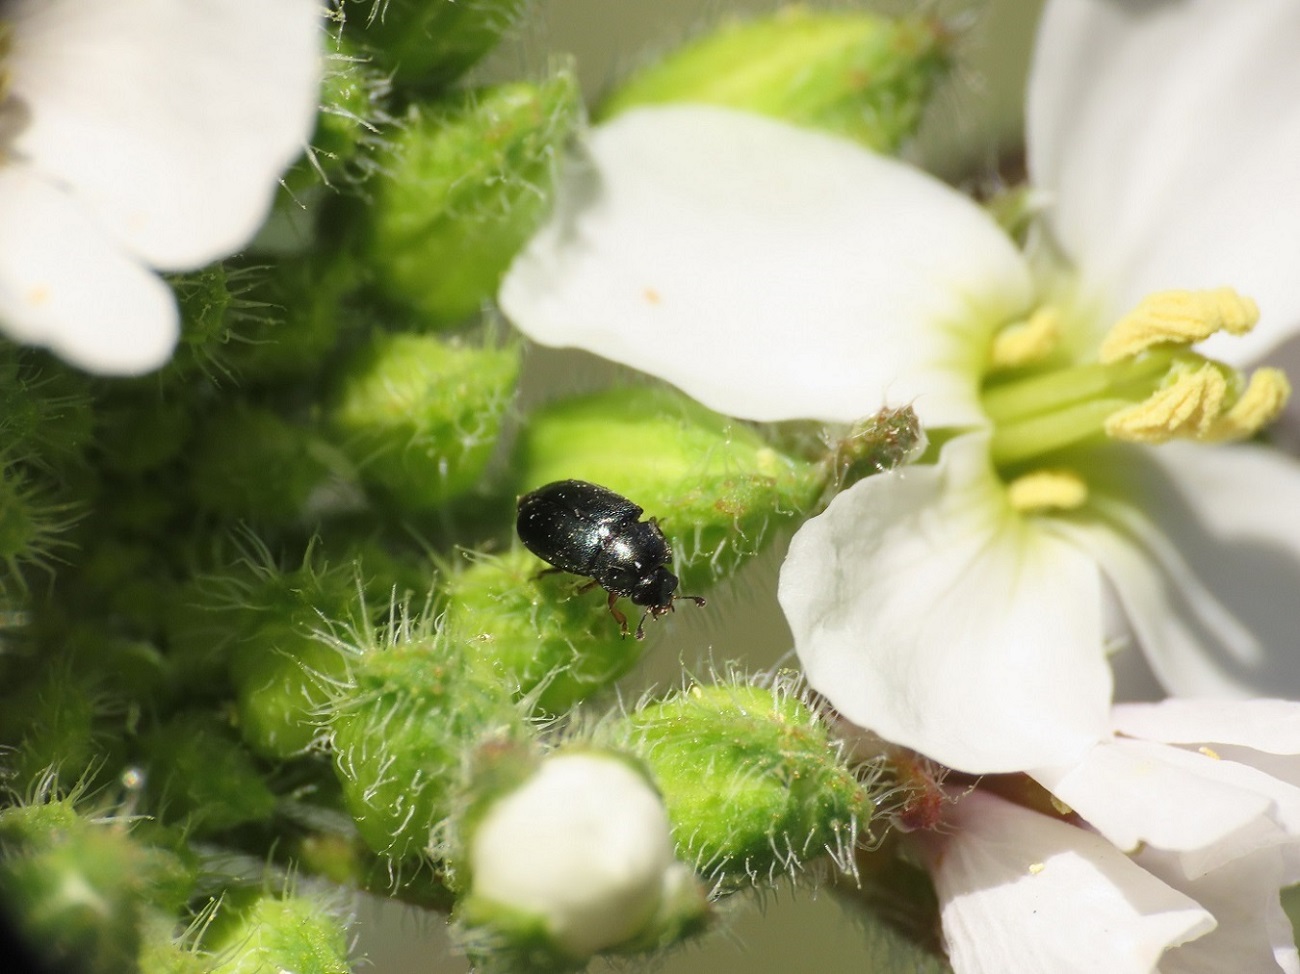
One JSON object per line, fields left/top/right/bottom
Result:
{"left": 499, "top": 105, "right": 1033, "bottom": 426}
{"left": 1138, "top": 845, "right": 1300, "bottom": 974}
{"left": 1062, "top": 442, "right": 1300, "bottom": 699}
{"left": 7, "top": 0, "right": 322, "bottom": 271}
{"left": 1028, "top": 0, "right": 1300, "bottom": 363}
{"left": 1113, "top": 699, "right": 1300, "bottom": 755}
{"left": 0, "top": 167, "right": 177, "bottom": 373}
{"left": 779, "top": 431, "right": 1111, "bottom": 773}
{"left": 1032, "top": 737, "right": 1300, "bottom": 876}
{"left": 930, "top": 791, "right": 1214, "bottom": 974}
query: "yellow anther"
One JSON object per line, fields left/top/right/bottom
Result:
{"left": 1198, "top": 746, "right": 1221, "bottom": 761}
{"left": 1099, "top": 288, "right": 1259, "bottom": 364}
{"left": 1104, "top": 363, "right": 1227, "bottom": 443}
{"left": 1006, "top": 469, "right": 1088, "bottom": 513}
{"left": 988, "top": 307, "right": 1062, "bottom": 371}
{"left": 1202, "top": 367, "right": 1292, "bottom": 443}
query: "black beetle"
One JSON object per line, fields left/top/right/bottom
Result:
{"left": 516, "top": 479, "right": 706, "bottom": 639}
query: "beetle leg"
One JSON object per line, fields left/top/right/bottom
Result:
{"left": 634, "top": 610, "right": 651, "bottom": 641}
{"left": 678, "top": 595, "right": 707, "bottom": 608}
{"left": 576, "top": 579, "right": 600, "bottom": 595}
{"left": 606, "top": 590, "right": 630, "bottom": 638}
{"left": 533, "top": 566, "right": 566, "bottom": 581}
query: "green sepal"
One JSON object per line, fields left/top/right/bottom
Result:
{"left": 442, "top": 548, "right": 645, "bottom": 713}
{"left": 511, "top": 386, "right": 824, "bottom": 592}
{"left": 609, "top": 677, "right": 873, "bottom": 891}
{"left": 598, "top": 8, "right": 950, "bottom": 152}
{"left": 365, "top": 70, "right": 581, "bottom": 325}
{"left": 327, "top": 332, "right": 520, "bottom": 510}
{"left": 346, "top": 0, "right": 527, "bottom": 90}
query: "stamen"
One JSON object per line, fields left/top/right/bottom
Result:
{"left": 1099, "top": 288, "right": 1258, "bottom": 364}
{"left": 1202, "top": 368, "right": 1292, "bottom": 443}
{"left": 1104, "top": 362, "right": 1227, "bottom": 443}
{"left": 1006, "top": 469, "right": 1088, "bottom": 513}
{"left": 988, "top": 308, "right": 1061, "bottom": 371}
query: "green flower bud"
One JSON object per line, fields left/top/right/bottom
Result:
{"left": 0, "top": 346, "right": 94, "bottom": 469}
{"left": 140, "top": 712, "right": 277, "bottom": 834}
{"left": 0, "top": 461, "right": 78, "bottom": 600}
{"left": 347, "top": 0, "right": 527, "bottom": 89}
{"left": 218, "top": 253, "right": 356, "bottom": 383}
{"left": 0, "top": 797, "right": 197, "bottom": 974}
{"left": 170, "top": 264, "right": 278, "bottom": 378}
{"left": 284, "top": 38, "right": 392, "bottom": 194}
{"left": 93, "top": 387, "right": 194, "bottom": 475}
{"left": 598, "top": 8, "right": 951, "bottom": 152}
{"left": 327, "top": 332, "right": 519, "bottom": 510}
{"left": 201, "top": 888, "right": 350, "bottom": 974}
{"left": 443, "top": 548, "right": 645, "bottom": 713}
{"left": 0, "top": 668, "right": 102, "bottom": 792}
{"left": 511, "top": 387, "right": 824, "bottom": 592}
{"left": 609, "top": 677, "right": 874, "bottom": 891}
{"left": 327, "top": 616, "right": 524, "bottom": 859}
{"left": 138, "top": 912, "right": 210, "bottom": 974}
{"left": 224, "top": 555, "right": 363, "bottom": 758}
{"left": 186, "top": 404, "right": 345, "bottom": 523}
{"left": 455, "top": 749, "right": 708, "bottom": 972}
{"left": 366, "top": 71, "right": 581, "bottom": 325}
{"left": 823, "top": 403, "right": 926, "bottom": 494}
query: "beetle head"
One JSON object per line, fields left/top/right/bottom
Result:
{"left": 630, "top": 566, "right": 678, "bottom": 610}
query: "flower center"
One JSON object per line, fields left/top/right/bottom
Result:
{"left": 979, "top": 288, "right": 1290, "bottom": 513}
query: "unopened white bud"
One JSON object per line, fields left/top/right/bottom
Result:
{"left": 467, "top": 751, "right": 703, "bottom": 960}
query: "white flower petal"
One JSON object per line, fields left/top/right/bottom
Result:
{"left": 1033, "top": 737, "right": 1300, "bottom": 876}
{"left": 1060, "top": 442, "right": 1300, "bottom": 698}
{"left": 779, "top": 431, "right": 1111, "bottom": 773}
{"left": 1112, "top": 699, "right": 1300, "bottom": 756}
{"left": 0, "top": 166, "right": 177, "bottom": 373}
{"left": 8, "top": 0, "right": 321, "bottom": 270}
{"left": 1028, "top": 0, "right": 1300, "bottom": 363}
{"left": 931, "top": 791, "right": 1213, "bottom": 974}
{"left": 1138, "top": 845, "right": 1300, "bottom": 974}
{"left": 500, "top": 105, "right": 1033, "bottom": 426}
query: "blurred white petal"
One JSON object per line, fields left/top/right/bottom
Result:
{"left": 0, "top": 166, "right": 177, "bottom": 373}
{"left": 7, "top": 0, "right": 321, "bottom": 270}
{"left": 1028, "top": 0, "right": 1300, "bottom": 364}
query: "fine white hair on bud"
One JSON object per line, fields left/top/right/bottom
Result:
{"left": 467, "top": 751, "right": 698, "bottom": 960}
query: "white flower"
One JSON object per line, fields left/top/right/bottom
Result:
{"left": 466, "top": 752, "right": 702, "bottom": 960}
{"left": 0, "top": 0, "right": 322, "bottom": 374}
{"left": 927, "top": 699, "right": 1300, "bottom": 974}
{"left": 499, "top": 0, "right": 1300, "bottom": 772}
